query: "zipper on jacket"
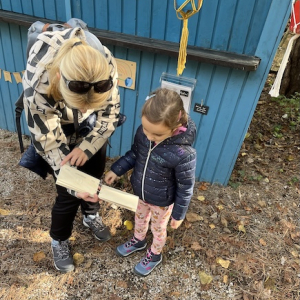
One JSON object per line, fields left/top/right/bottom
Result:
{"left": 141, "top": 140, "right": 162, "bottom": 200}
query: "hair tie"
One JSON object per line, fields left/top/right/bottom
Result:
{"left": 72, "top": 41, "right": 83, "bottom": 48}
{"left": 145, "top": 94, "right": 156, "bottom": 101}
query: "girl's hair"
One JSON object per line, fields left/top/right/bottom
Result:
{"left": 47, "top": 37, "right": 111, "bottom": 110}
{"left": 141, "top": 88, "right": 188, "bottom": 130}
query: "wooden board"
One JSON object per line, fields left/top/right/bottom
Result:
{"left": 98, "top": 185, "right": 138, "bottom": 212}
{"left": 57, "top": 165, "right": 100, "bottom": 195}
{"left": 56, "top": 165, "right": 138, "bottom": 212}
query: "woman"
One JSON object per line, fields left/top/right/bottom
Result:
{"left": 22, "top": 22, "right": 120, "bottom": 273}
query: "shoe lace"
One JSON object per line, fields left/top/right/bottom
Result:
{"left": 141, "top": 249, "right": 153, "bottom": 266}
{"left": 56, "top": 241, "right": 70, "bottom": 259}
{"left": 125, "top": 236, "right": 139, "bottom": 248}
{"left": 89, "top": 216, "right": 105, "bottom": 231}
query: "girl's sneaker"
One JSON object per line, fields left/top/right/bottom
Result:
{"left": 116, "top": 236, "right": 147, "bottom": 257}
{"left": 133, "top": 248, "right": 162, "bottom": 277}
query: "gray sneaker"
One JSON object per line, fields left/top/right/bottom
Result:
{"left": 83, "top": 214, "right": 111, "bottom": 242}
{"left": 116, "top": 236, "right": 147, "bottom": 257}
{"left": 133, "top": 248, "right": 162, "bottom": 277}
{"left": 51, "top": 240, "right": 74, "bottom": 273}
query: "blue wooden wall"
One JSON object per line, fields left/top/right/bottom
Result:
{"left": 0, "top": 0, "right": 291, "bottom": 185}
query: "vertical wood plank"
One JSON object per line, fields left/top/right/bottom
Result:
{"left": 136, "top": 1, "right": 152, "bottom": 37}
{"left": 228, "top": 0, "right": 255, "bottom": 53}
{"left": 0, "top": 22, "right": 17, "bottom": 132}
{"left": 81, "top": 0, "right": 95, "bottom": 28}
{"left": 0, "top": 0, "right": 12, "bottom": 11}
{"left": 194, "top": 0, "right": 219, "bottom": 48}
{"left": 44, "top": 0, "right": 57, "bottom": 21}
{"left": 122, "top": 0, "right": 137, "bottom": 35}
{"left": 21, "top": 1, "right": 34, "bottom": 15}
{"left": 31, "top": 0, "right": 45, "bottom": 18}
{"left": 95, "top": 0, "right": 108, "bottom": 30}
{"left": 211, "top": 0, "right": 237, "bottom": 50}
{"left": 108, "top": 0, "right": 122, "bottom": 32}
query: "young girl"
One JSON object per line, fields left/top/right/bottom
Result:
{"left": 104, "top": 88, "right": 197, "bottom": 276}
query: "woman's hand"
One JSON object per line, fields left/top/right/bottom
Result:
{"left": 76, "top": 192, "right": 100, "bottom": 203}
{"left": 170, "top": 218, "right": 183, "bottom": 229}
{"left": 61, "top": 148, "right": 88, "bottom": 167}
{"left": 105, "top": 170, "right": 118, "bottom": 185}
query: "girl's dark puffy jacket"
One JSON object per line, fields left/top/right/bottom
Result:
{"left": 111, "top": 117, "right": 197, "bottom": 220}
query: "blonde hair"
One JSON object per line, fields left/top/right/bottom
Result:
{"left": 142, "top": 88, "right": 188, "bottom": 130}
{"left": 47, "top": 37, "right": 111, "bottom": 110}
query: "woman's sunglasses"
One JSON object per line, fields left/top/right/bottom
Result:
{"left": 61, "top": 73, "right": 113, "bottom": 94}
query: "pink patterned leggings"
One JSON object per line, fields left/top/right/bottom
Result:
{"left": 134, "top": 199, "right": 174, "bottom": 255}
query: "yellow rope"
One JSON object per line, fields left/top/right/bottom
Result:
{"left": 177, "top": 17, "right": 189, "bottom": 76}
{"left": 175, "top": 0, "right": 203, "bottom": 76}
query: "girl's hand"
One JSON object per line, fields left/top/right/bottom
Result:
{"left": 76, "top": 192, "right": 100, "bottom": 203}
{"left": 61, "top": 148, "right": 88, "bottom": 167}
{"left": 105, "top": 170, "right": 118, "bottom": 185}
{"left": 170, "top": 218, "right": 183, "bottom": 229}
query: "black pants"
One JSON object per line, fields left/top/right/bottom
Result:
{"left": 50, "top": 142, "right": 107, "bottom": 241}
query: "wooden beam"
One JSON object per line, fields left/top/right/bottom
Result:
{"left": 0, "top": 10, "right": 261, "bottom": 71}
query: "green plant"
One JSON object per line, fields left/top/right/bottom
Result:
{"left": 228, "top": 181, "right": 241, "bottom": 189}
{"left": 271, "top": 93, "right": 300, "bottom": 131}
{"left": 272, "top": 124, "right": 283, "bottom": 138}
{"left": 288, "top": 176, "right": 299, "bottom": 186}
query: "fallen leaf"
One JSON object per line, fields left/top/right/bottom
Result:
{"left": 186, "top": 212, "right": 203, "bottom": 222}
{"left": 67, "top": 276, "right": 74, "bottom": 285}
{"left": 216, "top": 205, "right": 224, "bottom": 210}
{"left": 191, "top": 241, "right": 202, "bottom": 251}
{"left": 73, "top": 253, "right": 84, "bottom": 265}
{"left": 33, "top": 251, "right": 46, "bottom": 262}
{"left": 124, "top": 220, "right": 133, "bottom": 230}
{"left": 223, "top": 275, "right": 228, "bottom": 284}
{"left": 209, "top": 224, "right": 215, "bottom": 229}
{"left": 220, "top": 216, "right": 228, "bottom": 227}
{"left": 84, "top": 260, "right": 93, "bottom": 269}
{"left": 198, "top": 182, "right": 209, "bottom": 190}
{"left": 264, "top": 277, "right": 276, "bottom": 290}
{"left": 238, "top": 224, "right": 246, "bottom": 233}
{"left": 166, "top": 236, "right": 175, "bottom": 249}
{"left": 32, "top": 217, "right": 41, "bottom": 225}
{"left": 290, "top": 250, "right": 298, "bottom": 258}
{"left": 197, "top": 195, "right": 205, "bottom": 201}
{"left": 184, "top": 220, "right": 192, "bottom": 229}
{"left": 116, "top": 281, "right": 127, "bottom": 288}
{"left": 259, "top": 238, "right": 267, "bottom": 246}
{"left": 216, "top": 257, "right": 230, "bottom": 268}
{"left": 0, "top": 209, "right": 10, "bottom": 216}
{"left": 170, "top": 292, "right": 181, "bottom": 297}
{"left": 291, "top": 231, "right": 300, "bottom": 240}
{"left": 245, "top": 132, "right": 251, "bottom": 139}
{"left": 257, "top": 200, "right": 267, "bottom": 207}
{"left": 199, "top": 271, "right": 213, "bottom": 285}
{"left": 210, "top": 212, "right": 218, "bottom": 219}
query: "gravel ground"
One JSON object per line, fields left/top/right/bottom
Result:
{"left": 0, "top": 78, "right": 299, "bottom": 299}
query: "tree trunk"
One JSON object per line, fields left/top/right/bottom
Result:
{"left": 279, "top": 36, "right": 300, "bottom": 97}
